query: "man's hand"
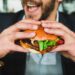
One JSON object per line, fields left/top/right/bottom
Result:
{"left": 42, "top": 21, "right": 75, "bottom": 61}
{"left": 0, "top": 19, "right": 41, "bottom": 58}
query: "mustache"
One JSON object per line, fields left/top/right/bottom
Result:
{"left": 25, "top": 0, "right": 42, "bottom": 6}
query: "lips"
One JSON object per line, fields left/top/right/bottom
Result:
{"left": 25, "top": 0, "right": 42, "bottom": 6}
{"left": 26, "top": 4, "right": 38, "bottom": 12}
{"left": 26, "top": 1, "right": 41, "bottom": 13}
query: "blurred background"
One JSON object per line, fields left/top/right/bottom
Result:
{"left": 0, "top": 0, "right": 75, "bottom": 14}
{"left": 0, "top": 0, "right": 23, "bottom": 12}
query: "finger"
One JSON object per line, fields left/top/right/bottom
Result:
{"left": 16, "top": 19, "right": 41, "bottom": 30}
{"left": 42, "top": 21, "right": 57, "bottom": 28}
{"left": 51, "top": 44, "right": 68, "bottom": 52}
{"left": 42, "top": 21, "right": 67, "bottom": 30}
{"left": 11, "top": 44, "right": 29, "bottom": 52}
{"left": 11, "top": 32, "right": 36, "bottom": 40}
{"left": 15, "top": 22, "right": 39, "bottom": 30}
{"left": 44, "top": 28, "right": 66, "bottom": 37}
{"left": 42, "top": 21, "right": 75, "bottom": 36}
{"left": 51, "top": 44, "right": 75, "bottom": 57}
{"left": 22, "top": 19, "right": 41, "bottom": 25}
{"left": 3, "top": 23, "right": 38, "bottom": 33}
{"left": 2, "top": 20, "right": 41, "bottom": 34}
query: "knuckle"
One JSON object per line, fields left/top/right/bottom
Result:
{"left": 15, "top": 22, "right": 23, "bottom": 28}
{"left": 13, "top": 32, "right": 18, "bottom": 38}
{"left": 58, "top": 23, "right": 63, "bottom": 27}
{"left": 56, "top": 22, "right": 62, "bottom": 28}
{"left": 8, "top": 33, "right": 16, "bottom": 40}
{"left": 60, "top": 31, "right": 65, "bottom": 36}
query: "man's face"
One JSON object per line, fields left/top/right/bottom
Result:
{"left": 24, "top": 0, "right": 56, "bottom": 20}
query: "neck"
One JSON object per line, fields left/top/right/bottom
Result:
{"left": 47, "top": 10, "right": 57, "bottom": 21}
{"left": 47, "top": 1, "right": 59, "bottom": 21}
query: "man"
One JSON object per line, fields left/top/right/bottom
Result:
{"left": 0, "top": 0, "right": 75, "bottom": 75}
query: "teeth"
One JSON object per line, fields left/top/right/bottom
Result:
{"left": 27, "top": 2, "right": 36, "bottom": 7}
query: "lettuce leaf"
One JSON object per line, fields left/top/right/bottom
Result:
{"left": 38, "top": 41, "right": 44, "bottom": 51}
{"left": 38, "top": 40, "right": 57, "bottom": 51}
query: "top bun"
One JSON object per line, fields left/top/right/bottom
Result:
{"left": 25, "top": 27, "right": 58, "bottom": 41}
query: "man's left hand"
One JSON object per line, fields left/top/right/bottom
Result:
{"left": 42, "top": 21, "right": 75, "bottom": 61}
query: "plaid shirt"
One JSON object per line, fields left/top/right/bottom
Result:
{"left": 25, "top": 53, "right": 63, "bottom": 75}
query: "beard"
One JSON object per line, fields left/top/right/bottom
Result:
{"left": 24, "top": 0, "right": 56, "bottom": 20}
{"left": 39, "top": 0, "right": 56, "bottom": 20}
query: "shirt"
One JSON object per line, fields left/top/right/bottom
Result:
{"left": 25, "top": 53, "right": 63, "bottom": 75}
{"left": 23, "top": 12, "right": 63, "bottom": 75}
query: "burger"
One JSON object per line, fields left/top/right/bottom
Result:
{"left": 20, "top": 27, "right": 64, "bottom": 54}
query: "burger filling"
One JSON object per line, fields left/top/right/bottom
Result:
{"left": 21, "top": 38, "right": 64, "bottom": 52}
{"left": 37, "top": 40, "right": 56, "bottom": 51}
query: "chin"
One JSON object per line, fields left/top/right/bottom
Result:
{"left": 20, "top": 26, "right": 64, "bottom": 54}
{"left": 26, "top": 14, "right": 42, "bottom": 21}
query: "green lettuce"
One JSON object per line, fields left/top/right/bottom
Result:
{"left": 38, "top": 40, "right": 57, "bottom": 51}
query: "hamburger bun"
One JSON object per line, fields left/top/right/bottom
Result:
{"left": 20, "top": 27, "right": 64, "bottom": 54}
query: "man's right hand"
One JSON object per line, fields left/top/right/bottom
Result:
{"left": 0, "top": 19, "right": 41, "bottom": 58}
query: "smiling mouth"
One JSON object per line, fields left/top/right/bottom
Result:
{"left": 25, "top": 1, "right": 42, "bottom": 13}
{"left": 26, "top": 2, "right": 40, "bottom": 8}
{"left": 26, "top": 0, "right": 42, "bottom": 7}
